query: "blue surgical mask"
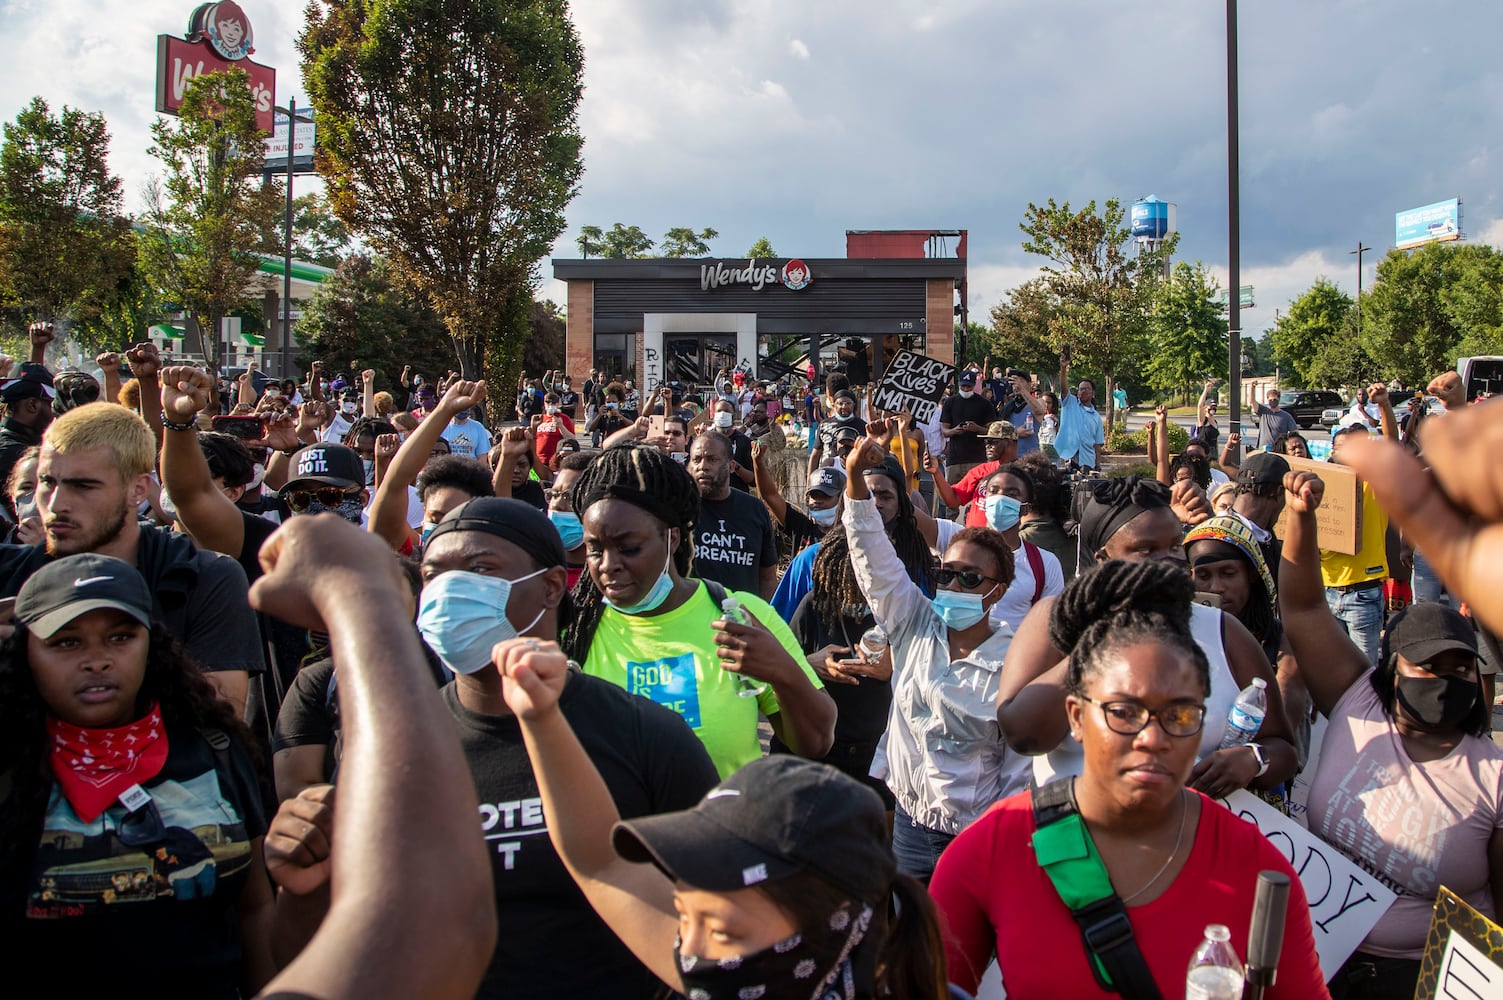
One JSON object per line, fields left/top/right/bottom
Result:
{"left": 809, "top": 505, "right": 838, "bottom": 527}
{"left": 420, "top": 522, "right": 438, "bottom": 543}
{"left": 603, "top": 535, "right": 675, "bottom": 616}
{"left": 933, "top": 586, "right": 996, "bottom": 630}
{"left": 984, "top": 494, "right": 1023, "bottom": 531}
{"left": 362, "top": 459, "right": 376, "bottom": 486}
{"left": 548, "top": 510, "right": 584, "bottom": 549}
{"left": 417, "top": 568, "right": 548, "bottom": 675}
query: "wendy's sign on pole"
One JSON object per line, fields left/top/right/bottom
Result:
{"left": 871, "top": 349, "right": 955, "bottom": 424}
{"left": 156, "top": 3, "right": 277, "bottom": 133}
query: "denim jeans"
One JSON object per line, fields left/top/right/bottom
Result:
{"left": 891, "top": 806, "right": 956, "bottom": 885}
{"left": 1326, "top": 584, "right": 1384, "bottom": 668}
{"left": 1410, "top": 548, "right": 1450, "bottom": 605}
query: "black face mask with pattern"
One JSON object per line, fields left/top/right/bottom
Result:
{"left": 674, "top": 903, "right": 873, "bottom": 1000}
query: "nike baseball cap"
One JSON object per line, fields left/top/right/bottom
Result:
{"left": 16, "top": 554, "right": 153, "bottom": 638}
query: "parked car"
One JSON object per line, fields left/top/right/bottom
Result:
{"left": 1279, "top": 390, "right": 1344, "bottom": 429}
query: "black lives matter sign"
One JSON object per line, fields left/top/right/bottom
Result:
{"left": 871, "top": 350, "right": 955, "bottom": 424}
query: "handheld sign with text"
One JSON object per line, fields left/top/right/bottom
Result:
{"left": 871, "top": 350, "right": 955, "bottom": 425}
{"left": 1223, "top": 790, "right": 1396, "bottom": 979}
{"left": 1414, "top": 887, "right": 1503, "bottom": 1000}
{"left": 1271, "top": 453, "right": 1364, "bottom": 556}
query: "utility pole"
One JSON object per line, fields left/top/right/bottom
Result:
{"left": 1226, "top": 0, "right": 1242, "bottom": 439}
{"left": 273, "top": 98, "right": 315, "bottom": 380}
{"left": 1349, "top": 242, "right": 1372, "bottom": 336}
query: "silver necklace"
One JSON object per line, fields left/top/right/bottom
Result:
{"left": 1119, "top": 790, "right": 1188, "bottom": 904}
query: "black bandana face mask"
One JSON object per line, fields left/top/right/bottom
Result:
{"left": 1395, "top": 673, "right": 1477, "bottom": 730}
{"left": 675, "top": 903, "right": 873, "bottom": 1000}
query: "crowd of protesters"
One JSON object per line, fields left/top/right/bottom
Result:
{"left": 0, "top": 317, "right": 1498, "bottom": 999}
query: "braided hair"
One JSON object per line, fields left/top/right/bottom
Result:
{"left": 810, "top": 468, "right": 934, "bottom": 634}
{"left": 1170, "top": 452, "right": 1211, "bottom": 490}
{"left": 562, "top": 445, "right": 700, "bottom": 662}
{"left": 1049, "top": 559, "right": 1210, "bottom": 698}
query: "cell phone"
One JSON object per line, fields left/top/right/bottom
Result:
{"left": 648, "top": 415, "right": 667, "bottom": 440}
{"left": 211, "top": 415, "right": 265, "bottom": 441}
{"left": 1192, "top": 592, "right": 1222, "bottom": 609}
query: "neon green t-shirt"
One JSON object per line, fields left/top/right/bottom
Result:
{"left": 582, "top": 582, "right": 822, "bottom": 778}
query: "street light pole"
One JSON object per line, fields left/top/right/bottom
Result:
{"left": 1226, "top": 0, "right": 1242, "bottom": 436}
{"left": 273, "top": 98, "right": 315, "bottom": 380}
{"left": 1349, "top": 242, "right": 1372, "bottom": 336}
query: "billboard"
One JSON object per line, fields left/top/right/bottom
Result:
{"left": 1395, "top": 198, "right": 1460, "bottom": 250}
{"left": 265, "top": 113, "right": 316, "bottom": 173}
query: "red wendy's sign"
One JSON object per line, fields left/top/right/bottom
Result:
{"left": 155, "top": 2, "right": 276, "bottom": 133}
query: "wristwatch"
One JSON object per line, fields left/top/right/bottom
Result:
{"left": 1242, "top": 742, "right": 1270, "bottom": 778}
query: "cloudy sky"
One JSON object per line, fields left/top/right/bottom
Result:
{"left": 3, "top": 0, "right": 1500, "bottom": 338}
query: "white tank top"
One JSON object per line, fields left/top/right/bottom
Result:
{"left": 1034, "top": 603, "right": 1239, "bottom": 783}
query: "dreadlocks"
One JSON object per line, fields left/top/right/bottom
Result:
{"left": 810, "top": 467, "right": 934, "bottom": 634}
{"left": 1049, "top": 559, "right": 1210, "bottom": 698}
{"left": 562, "top": 445, "right": 700, "bottom": 662}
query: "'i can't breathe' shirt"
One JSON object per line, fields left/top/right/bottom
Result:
{"left": 583, "top": 582, "right": 823, "bottom": 777}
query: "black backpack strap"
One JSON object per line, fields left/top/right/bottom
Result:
{"left": 701, "top": 578, "right": 731, "bottom": 610}
{"left": 1031, "top": 778, "right": 1163, "bottom": 1000}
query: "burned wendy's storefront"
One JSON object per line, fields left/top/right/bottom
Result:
{"left": 553, "top": 253, "right": 966, "bottom": 390}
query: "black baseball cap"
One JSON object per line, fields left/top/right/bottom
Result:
{"left": 1236, "top": 452, "right": 1290, "bottom": 493}
{"left": 16, "top": 554, "right": 153, "bottom": 638}
{"left": 612, "top": 756, "right": 894, "bottom": 899}
{"left": 281, "top": 444, "right": 364, "bottom": 490}
{"left": 0, "top": 362, "right": 56, "bottom": 403}
{"left": 1387, "top": 603, "right": 1477, "bottom": 666}
{"left": 958, "top": 371, "right": 977, "bottom": 386}
{"left": 807, "top": 467, "right": 847, "bottom": 497}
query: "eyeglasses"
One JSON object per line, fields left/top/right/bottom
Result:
{"left": 1080, "top": 696, "right": 1206, "bottom": 737}
{"left": 934, "top": 567, "right": 999, "bottom": 590}
{"left": 287, "top": 487, "right": 360, "bottom": 512}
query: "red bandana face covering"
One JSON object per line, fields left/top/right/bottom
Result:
{"left": 46, "top": 704, "right": 169, "bottom": 823}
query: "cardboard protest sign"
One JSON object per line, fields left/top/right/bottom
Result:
{"left": 1414, "top": 887, "right": 1503, "bottom": 1000}
{"left": 1285, "top": 715, "right": 1328, "bottom": 831}
{"left": 1223, "top": 790, "right": 1397, "bottom": 979}
{"left": 870, "top": 350, "right": 955, "bottom": 425}
{"left": 1272, "top": 454, "right": 1364, "bottom": 556}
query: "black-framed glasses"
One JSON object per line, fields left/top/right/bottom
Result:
{"left": 287, "top": 487, "right": 359, "bottom": 512}
{"left": 1080, "top": 696, "right": 1206, "bottom": 737}
{"left": 543, "top": 488, "right": 573, "bottom": 509}
{"left": 934, "top": 567, "right": 999, "bottom": 590}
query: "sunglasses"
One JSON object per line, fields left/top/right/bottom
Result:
{"left": 1080, "top": 696, "right": 1206, "bottom": 738}
{"left": 287, "top": 487, "right": 360, "bottom": 512}
{"left": 934, "top": 566, "right": 998, "bottom": 589}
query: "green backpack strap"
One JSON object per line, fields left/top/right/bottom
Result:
{"left": 1031, "top": 778, "right": 1163, "bottom": 1000}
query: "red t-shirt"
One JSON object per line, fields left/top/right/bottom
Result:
{"left": 535, "top": 413, "right": 575, "bottom": 465}
{"left": 929, "top": 790, "right": 1328, "bottom": 998}
{"left": 952, "top": 459, "right": 1001, "bottom": 526}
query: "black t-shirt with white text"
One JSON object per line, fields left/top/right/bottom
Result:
{"left": 720, "top": 429, "right": 754, "bottom": 492}
{"left": 693, "top": 490, "right": 778, "bottom": 594}
{"left": 442, "top": 674, "right": 718, "bottom": 998}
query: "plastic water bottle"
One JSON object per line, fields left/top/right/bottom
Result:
{"left": 1185, "top": 924, "right": 1244, "bottom": 1000}
{"left": 858, "top": 625, "right": 888, "bottom": 664}
{"left": 720, "top": 598, "right": 765, "bottom": 698}
{"left": 1218, "top": 677, "right": 1268, "bottom": 750}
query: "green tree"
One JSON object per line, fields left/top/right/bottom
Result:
{"left": 1269, "top": 278, "right": 1352, "bottom": 387}
{"left": 576, "top": 224, "right": 603, "bottom": 259}
{"left": 68, "top": 235, "right": 171, "bottom": 355}
{"left": 297, "top": 253, "right": 454, "bottom": 387}
{"left": 139, "top": 69, "right": 282, "bottom": 374}
{"left": 746, "top": 236, "right": 777, "bottom": 259}
{"left": 1305, "top": 308, "right": 1374, "bottom": 390}
{"left": 523, "top": 297, "right": 565, "bottom": 373}
{"left": 289, "top": 191, "right": 352, "bottom": 268}
{"left": 1019, "top": 197, "right": 1172, "bottom": 425}
{"left": 1361, "top": 243, "right": 1503, "bottom": 385}
{"left": 1240, "top": 333, "right": 1276, "bottom": 377}
{"left": 1144, "top": 261, "right": 1228, "bottom": 399}
{"left": 0, "top": 97, "right": 133, "bottom": 326}
{"left": 660, "top": 227, "right": 718, "bottom": 258}
{"left": 984, "top": 278, "right": 1062, "bottom": 383}
{"left": 594, "top": 223, "right": 654, "bottom": 258}
{"left": 301, "top": 0, "right": 585, "bottom": 382}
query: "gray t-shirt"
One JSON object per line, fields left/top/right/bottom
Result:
{"left": 1253, "top": 402, "right": 1297, "bottom": 448}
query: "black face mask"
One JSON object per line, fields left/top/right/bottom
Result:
{"left": 1395, "top": 673, "right": 1477, "bottom": 730}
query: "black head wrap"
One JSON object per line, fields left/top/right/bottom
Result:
{"left": 425, "top": 497, "right": 566, "bottom": 569}
{"left": 1078, "top": 475, "right": 1172, "bottom": 554}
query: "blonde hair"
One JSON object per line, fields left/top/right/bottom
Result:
{"left": 45, "top": 403, "right": 155, "bottom": 481}
{"left": 373, "top": 391, "right": 396, "bottom": 416}
{"left": 117, "top": 378, "right": 141, "bottom": 412}
{"left": 1209, "top": 481, "right": 1237, "bottom": 514}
